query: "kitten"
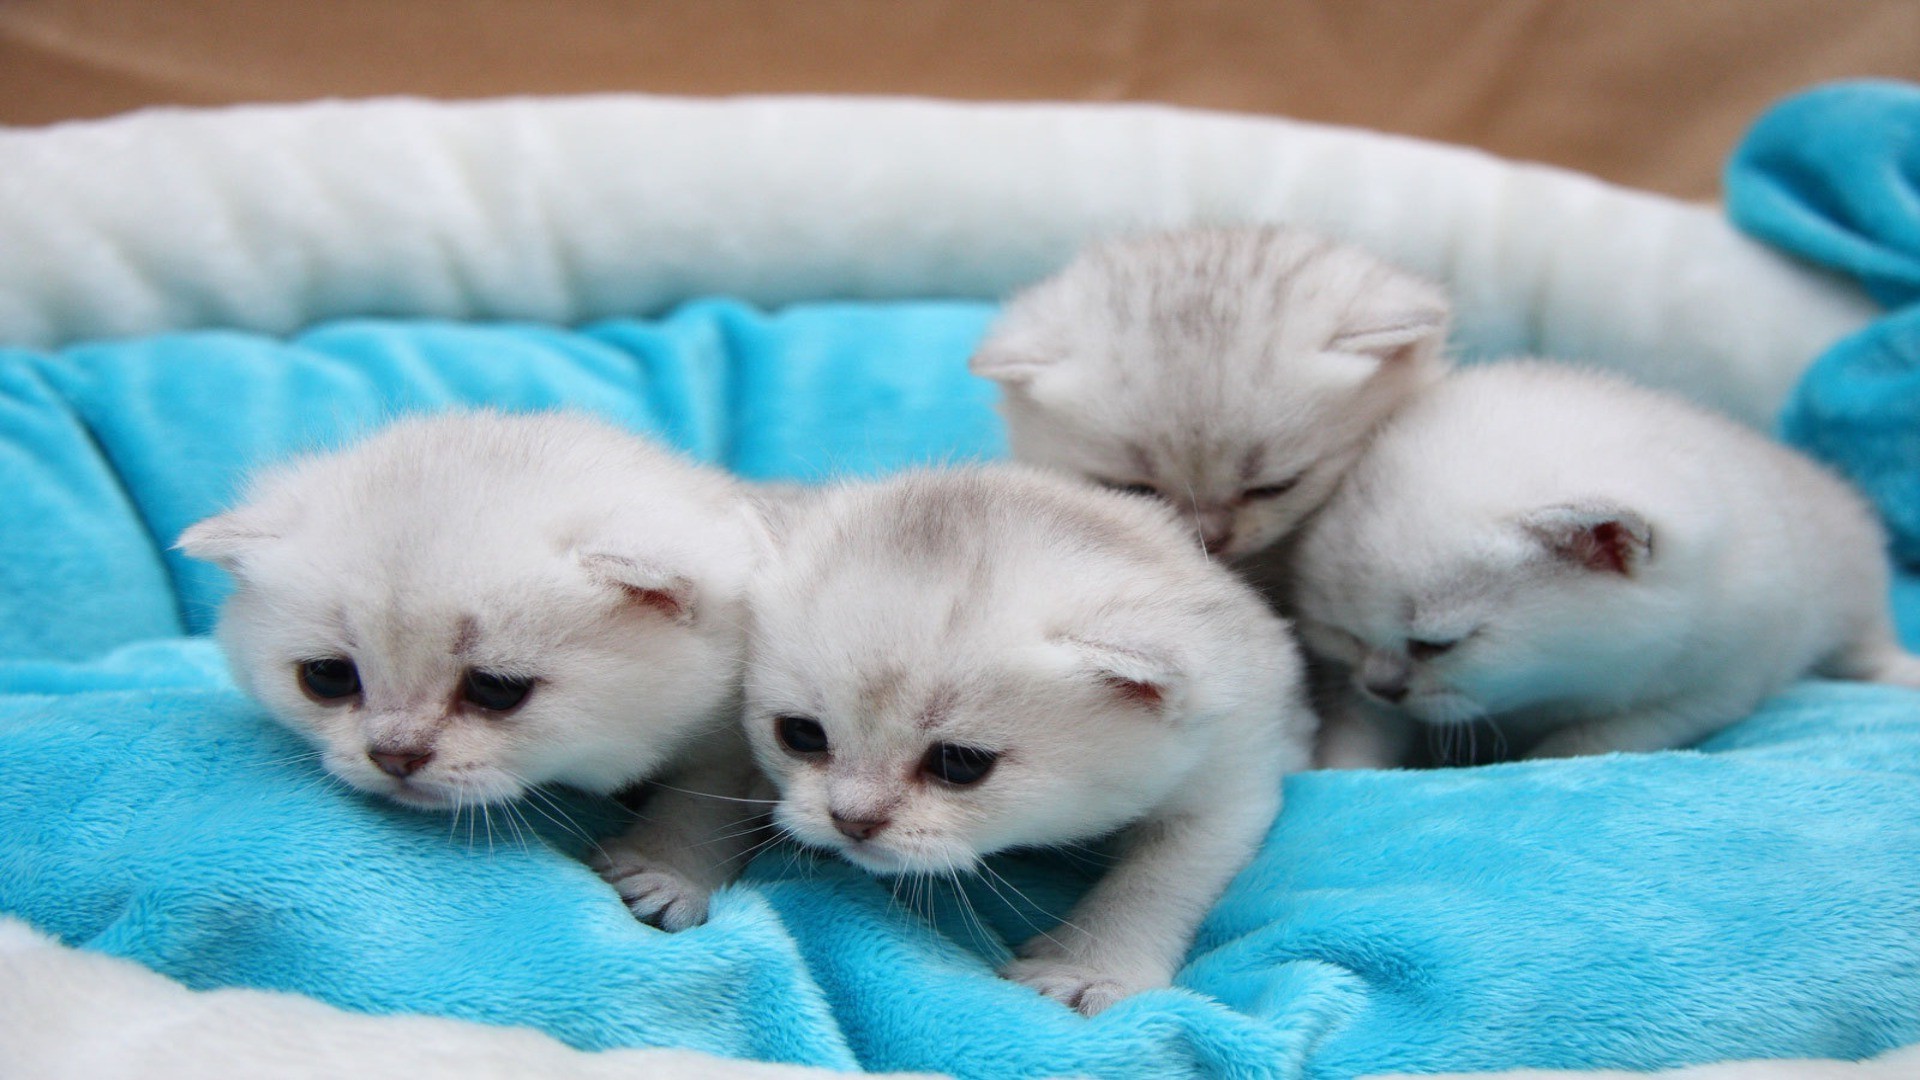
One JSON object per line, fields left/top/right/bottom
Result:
{"left": 178, "top": 411, "right": 765, "bottom": 930}
{"left": 742, "top": 465, "right": 1314, "bottom": 1015}
{"left": 1292, "top": 361, "right": 1920, "bottom": 767}
{"left": 970, "top": 225, "right": 1449, "bottom": 562}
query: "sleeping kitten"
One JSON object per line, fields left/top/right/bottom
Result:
{"left": 742, "top": 466, "right": 1314, "bottom": 1015}
{"left": 1293, "top": 361, "right": 1920, "bottom": 767}
{"left": 178, "top": 412, "right": 764, "bottom": 930}
{"left": 970, "top": 225, "right": 1449, "bottom": 560}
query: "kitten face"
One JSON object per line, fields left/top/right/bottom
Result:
{"left": 973, "top": 226, "right": 1449, "bottom": 558}
{"left": 743, "top": 468, "right": 1284, "bottom": 875}
{"left": 180, "top": 413, "right": 753, "bottom": 811}
{"left": 1297, "top": 495, "right": 1660, "bottom": 727}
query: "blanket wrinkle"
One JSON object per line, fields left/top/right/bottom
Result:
{"left": 2, "top": 304, "right": 1918, "bottom": 1078}
{"left": 1726, "top": 80, "right": 1920, "bottom": 566}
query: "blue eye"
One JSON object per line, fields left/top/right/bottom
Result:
{"left": 776, "top": 715, "right": 830, "bottom": 755}
{"left": 298, "top": 658, "right": 360, "bottom": 702}
{"left": 922, "top": 742, "right": 998, "bottom": 786}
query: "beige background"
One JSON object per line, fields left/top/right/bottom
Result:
{"left": 1, "top": 1, "right": 1917, "bottom": 199}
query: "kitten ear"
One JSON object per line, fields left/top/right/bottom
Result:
{"left": 1060, "top": 636, "right": 1182, "bottom": 713}
{"left": 1328, "top": 288, "right": 1450, "bottom": 365}
{"left": 578, "top": 552, "right": 698, "bottom": 624}
{"left": 175, "top": 509, "right": 278, "bottom": 572}
{"left": 968, "top": 325, "right": 1059, "bottom": 386}
{"left": 1520, "top": 504, "right": 1653, "bottom": 576}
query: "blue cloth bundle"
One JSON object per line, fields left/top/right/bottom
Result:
{"left": 3, "top": 293, "right": 1918, "bottom": 1077}
{"left": 1727, "top": 79, "right": 1920, "bottom": 568}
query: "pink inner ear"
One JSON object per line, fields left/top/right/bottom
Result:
{"left": 1105, "top": 675, "right": 1164, "bottom": 708}
{"left": 623, "top": 586, "right": 685, "bottom": 620}
{"left": 1575, "top": 522, "right": 1635, "bottom": 575}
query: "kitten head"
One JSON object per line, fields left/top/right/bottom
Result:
{"left": 743, "top": 466, "right": 1297, "bottom": 875}
{"left": 1296, "top": 459, "right": 1659, "bottom": 727}
{"left": 972, "top": 225, "right": 1449, "bottom": 558}
{"left": 178, "top": 412, "right": 755, "bottom": 811}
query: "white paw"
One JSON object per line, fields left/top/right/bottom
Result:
{"left": 589, "top": 847, "right": 711, "bottom": 932}
{"left": 999, "top": 954, "right": 1161, "bottom": 1016}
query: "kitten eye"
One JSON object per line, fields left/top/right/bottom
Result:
{"left": 922, "top": 742, "right": 998, "bottom": 786}
{"left": 462, "top": 670, "right": 534, "bottom": 712}
{"left": 298, "top": 658, "right": 361, "bottom": 703}
{"left": 1406, "top": 638, "right": 1459, "bottom": 662}
{"left": 1098, "top": 479, "right": 1160, "bottom": 500}
{"left": 1242, "top": 477, "right": 1301, "bottom": 500}
{"left": 776, "top": 715, "right": 830, "bottom": 755}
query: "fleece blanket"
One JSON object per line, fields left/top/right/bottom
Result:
{"left": 1726, "top": 80, "right": 1920, "bottom": 568}
{"left": 4, "top": 303, "right": 1920, "bottom": 1080}
{"left": 13, "top": 918, "right": 1918, "bottom": 1080}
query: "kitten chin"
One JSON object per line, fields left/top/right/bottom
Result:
{"left": 970, "top": 224, "right": 1450, "bottom": 561}
{"left": 743, "top": 465, "right": 1316, "bottom": 1015}
{"left": 178, "top": 410, "right": 769, "bottom": 931}
{"left": 1294, "top": 360, "right": 1920, "bottom": 767}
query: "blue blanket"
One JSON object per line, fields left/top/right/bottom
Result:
{"left": 5, "top": 305, "right": 1920, "bottom": 1072}
{"left": 1726, "top": 79, "right": 1920, "bottom": 568}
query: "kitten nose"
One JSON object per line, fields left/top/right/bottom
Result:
{"left": 831, "top": 813, "right": 890, "bottom": 841}
{"left": 1367, "top": 672, "right": 1413, "bottom": 707}
{"left": 1364, "top": 680, "right": 1409, "bottom": 704}
{"left": 369, "top": 747, "right": 434, "bottom": 778}
{"left": 1195, "top": 509, "right": 1235, "bottom": 555}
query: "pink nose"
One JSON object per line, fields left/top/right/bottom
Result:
{"left": 1202, "top": 530, "right": 1235, "bottom": 555}
{"left": 369, "top": 748, "right": 433, "bottom": 778}
{"left": 831, "top": 813, "right": 890, "bottom": 841}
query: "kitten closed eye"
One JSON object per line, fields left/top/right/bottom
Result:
{"left": 1242, "top": 478, "right": 1301, "bottom": 500}
{"left": 1406, "top": 639, "right": 1458, "bottom": 661}
{"left": 1098, "top": 479, "right": 1160, "bottom": 500}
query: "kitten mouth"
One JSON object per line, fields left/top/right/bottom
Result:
{"left": 381, "top": 782, "right": 457, "bottom": 811}
{"left": 835, "top": 841, "right": 911, "bottom": 874}
{"left": 1402, "top": 693, "right": 1485, "bottom": 726}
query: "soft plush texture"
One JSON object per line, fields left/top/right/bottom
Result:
{"left": 1726, "top": 80, "right": 1920, "bottom": 566}
{"left": 0, "top": 95, "right": 1879, "bottom": 426}
{"left": 0, "top": 917, "right": 932, "bottom": 1080}
{"left": 12, "top": 917, "right": 1912, "bottom": 1080}
{"left": 4, "top": 93, "right": 1918, "bottom": 1079}
{"left": 3, "top": 309, "right": 1919, "bottom": 1079}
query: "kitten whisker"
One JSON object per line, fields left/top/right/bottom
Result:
{"left": 943, "top": 856, "right": 998, "bottom": 957}
{"left": 646, "top": 781, "right": 780, "bottom": 806}
{"left": 973, "top": 862, "right": 1078, "bottom": 954}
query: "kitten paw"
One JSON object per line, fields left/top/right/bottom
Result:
{"left": 589, "top": 848, "right": 711, "bottom": 932}
{"left": 1000, "top": 955, "right": 1157, "bottom": 1017}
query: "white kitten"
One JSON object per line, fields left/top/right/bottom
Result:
{"left": 742, "top": 465, "right": 1314, "bottom": 1015}
{"left": 1293, "top": 361, "right": 1920, "bottom": 767}
{"left": 178, "top": 411, "right": 765, "bottom": 930}
{"left": 971, "top": 225, "right": 1449, "bottom": 560}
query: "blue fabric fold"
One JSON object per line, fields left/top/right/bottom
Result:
{"left": 1727, "top": 80, "right": 1920, "bottom": 565}
{"left": 4, "top": 304, "right": 1919, "bottom": 1077}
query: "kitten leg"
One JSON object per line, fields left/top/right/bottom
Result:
{"left": 590, "top": 726, "right": 768, "bottom": 932}
{"left": 1824, "top": 624, "right": 1920, "bottom": 689}
{"left": 999, "top": 772, "right": 1280, "bottom": 1016}
{"left": 1313, "top": 693, "right": 1417, "bottom": 769}
{"left": 1522, "top": 704, "right": 1728, "bottom": 760}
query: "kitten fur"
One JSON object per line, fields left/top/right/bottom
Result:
{"left": 177, "top": 411, "right": 765, "bottom": 930}
{"left": 743, "top": 465, "right": 1314, "bottom": 1015}
{"left": 971, "top": 224, "right": 1449, "bottom": 561}
{"left": 1293, "top": 361, "right": 1920, "bottom": 767}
